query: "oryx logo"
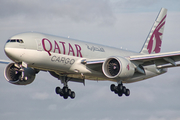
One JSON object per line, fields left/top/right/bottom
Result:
{"left": 147, "top": 15, "right": 166, "bottom": 54}
{"left": 126, "top": 64, "right": 130, "bottom": 71}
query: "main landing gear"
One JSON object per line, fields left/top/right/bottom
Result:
{"left": 110, "top": 82, "right": 130, "bottom": 97}
{"left": 55, "top": 86, "right": 75, "bottom": 99}
{"left": 55, "top": 76, "right": 75, "bottom": 99}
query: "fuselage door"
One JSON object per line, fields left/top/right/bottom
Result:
{"left": 35, "top": 39, "right": 42, "bottom": 51}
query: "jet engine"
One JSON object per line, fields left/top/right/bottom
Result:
{"left": 102, "top": 56, "right": 135, "bottom": 79}
{"left": 4, "top": 63, "right": 36, "bottom": 85}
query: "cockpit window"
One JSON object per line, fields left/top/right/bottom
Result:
{"left": 6, "top": 39, "right": 24, "bottom": 43}
{"left": 6, "top": 40, "right": 10, "bottom": 43}
{"left": 11, "top": 39, "right": 16, "bottom": 42}
{"left": 19, "top": 39, "right": 23, "bottom": 43}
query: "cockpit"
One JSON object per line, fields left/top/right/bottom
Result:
{"left": 6, "top": 39, "right": 24, "bottom": 43}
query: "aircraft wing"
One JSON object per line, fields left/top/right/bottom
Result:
{"left": 0, "top": 60, "right": 11, "bottom": 64}
{"left": 129, "top": 51, "right": 180, "bottom": 69}
{"left": 84, "top": 51, "right": 180, "bottom": 73}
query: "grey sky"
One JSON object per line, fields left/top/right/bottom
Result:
{"left": 0, "top": 0, "right": 180, "bottom": 120}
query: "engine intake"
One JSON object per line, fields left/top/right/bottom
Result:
{"left": 102, "top": 56, "right": 135, "bottom": 79}
{"left": 4, "top": 63, "right": 36, "bottom": 85}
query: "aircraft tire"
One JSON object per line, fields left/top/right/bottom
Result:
{"left": 63, "top": 94, "right": 68, "bottom": 99}
{"left": 59, "top": 92, "right": 63, "bottom": 97}
{"left": 122, "top": 86, "right": 126, "bottom": 94}
{"left": 67, "top": 89, "right": 71, "bottom": 96}
{"left": 110, "top": 84, "right": 115, "bottom": 91}
{"left": 55, "top": 87, "right": 61, "bottom": 94}
{"left": 118, "top": 84, "right": 123, "bottom": 91}
{"left": 70, "top": 91, "right": 75, "bottom": 99}
{"left": 114, "top": 89, "right": 119, "bottom": 94}
{"left": 63, "top": 86, "right": 68, "bottom": 94}
{"left": 118, "top": 91, "right": 123, "bottom": 97}
{"left": 125, "top": 89, "right": 130, "bottom": 96}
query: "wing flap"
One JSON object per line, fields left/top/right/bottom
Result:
{"left": 157, "top": 63, "right": 180, "bottom": 69}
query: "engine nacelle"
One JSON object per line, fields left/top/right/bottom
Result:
{"left": 4, "top": 63, "right": 36, "bottom": 85}
{"left": 102, "top": 56, "right": 135, "bottom": 79}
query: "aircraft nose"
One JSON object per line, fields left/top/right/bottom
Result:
{"left": 4, "top": 42, "right": 16, "bottom": 61}
{"left": 4, "top": 43, "right": 11, "bottom": 58}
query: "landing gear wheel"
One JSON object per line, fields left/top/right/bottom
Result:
{"left": 55, "top": 87, "right": 61, "bottom": 94}
{"left": 70, "top": 91, "right": 75, "bottom": 99}
{"left": 110, "top": 84, "right": 115, "bottom": 92}
{"left": 114, "top": 89, "right": 119, "bottom": 94}
{"left": 55, "top": 76, "right": 76, "bottom": 99}
{"left": 63, "top": 86, "right": 68, "bottom": 94}
{"left": 122, "top": 86, "right": 126, "bottom": 94}
{"left": 59, "top": 92, "right": 63, "bottom": 97}
{"left": 63, "top": 94, "right": 68, "bottom": 99}
{"left": 118, "top": 84, "right": 123, "bottom": 91}
{"left": 55, "top": 86, "right": 76, "bottom": 99}
{"left": 125, "top": 89, "right": 130, "bottom": 96}
{"left": 118, "top": 91, "right": 123, "bottom": 97}
{"left": 67, "top": 89, "right": 71, "bottom": 96}
{"left": 110, "top": 83, "right": 130, "bottom": 97}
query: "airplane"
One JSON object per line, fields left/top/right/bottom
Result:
{"left": 2, "top": 8, "right": 180, "bottom": 99}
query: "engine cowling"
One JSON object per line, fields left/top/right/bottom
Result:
{"left": 4, "top": 63, "right": 36, "bottom": 85}
{"left": 102, "top": 56, "right": 135, "bottom": 79}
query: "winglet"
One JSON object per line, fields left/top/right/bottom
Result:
{"left": 140, "top": 8, "right": 167, "bottom": 54}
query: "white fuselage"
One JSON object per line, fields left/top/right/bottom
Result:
{"left": 4, "top": 32, "right": 167, "bottom": 83}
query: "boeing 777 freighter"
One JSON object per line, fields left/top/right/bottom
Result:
{"left": 1, "top": 8, "right": 180, "bottom": 99}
